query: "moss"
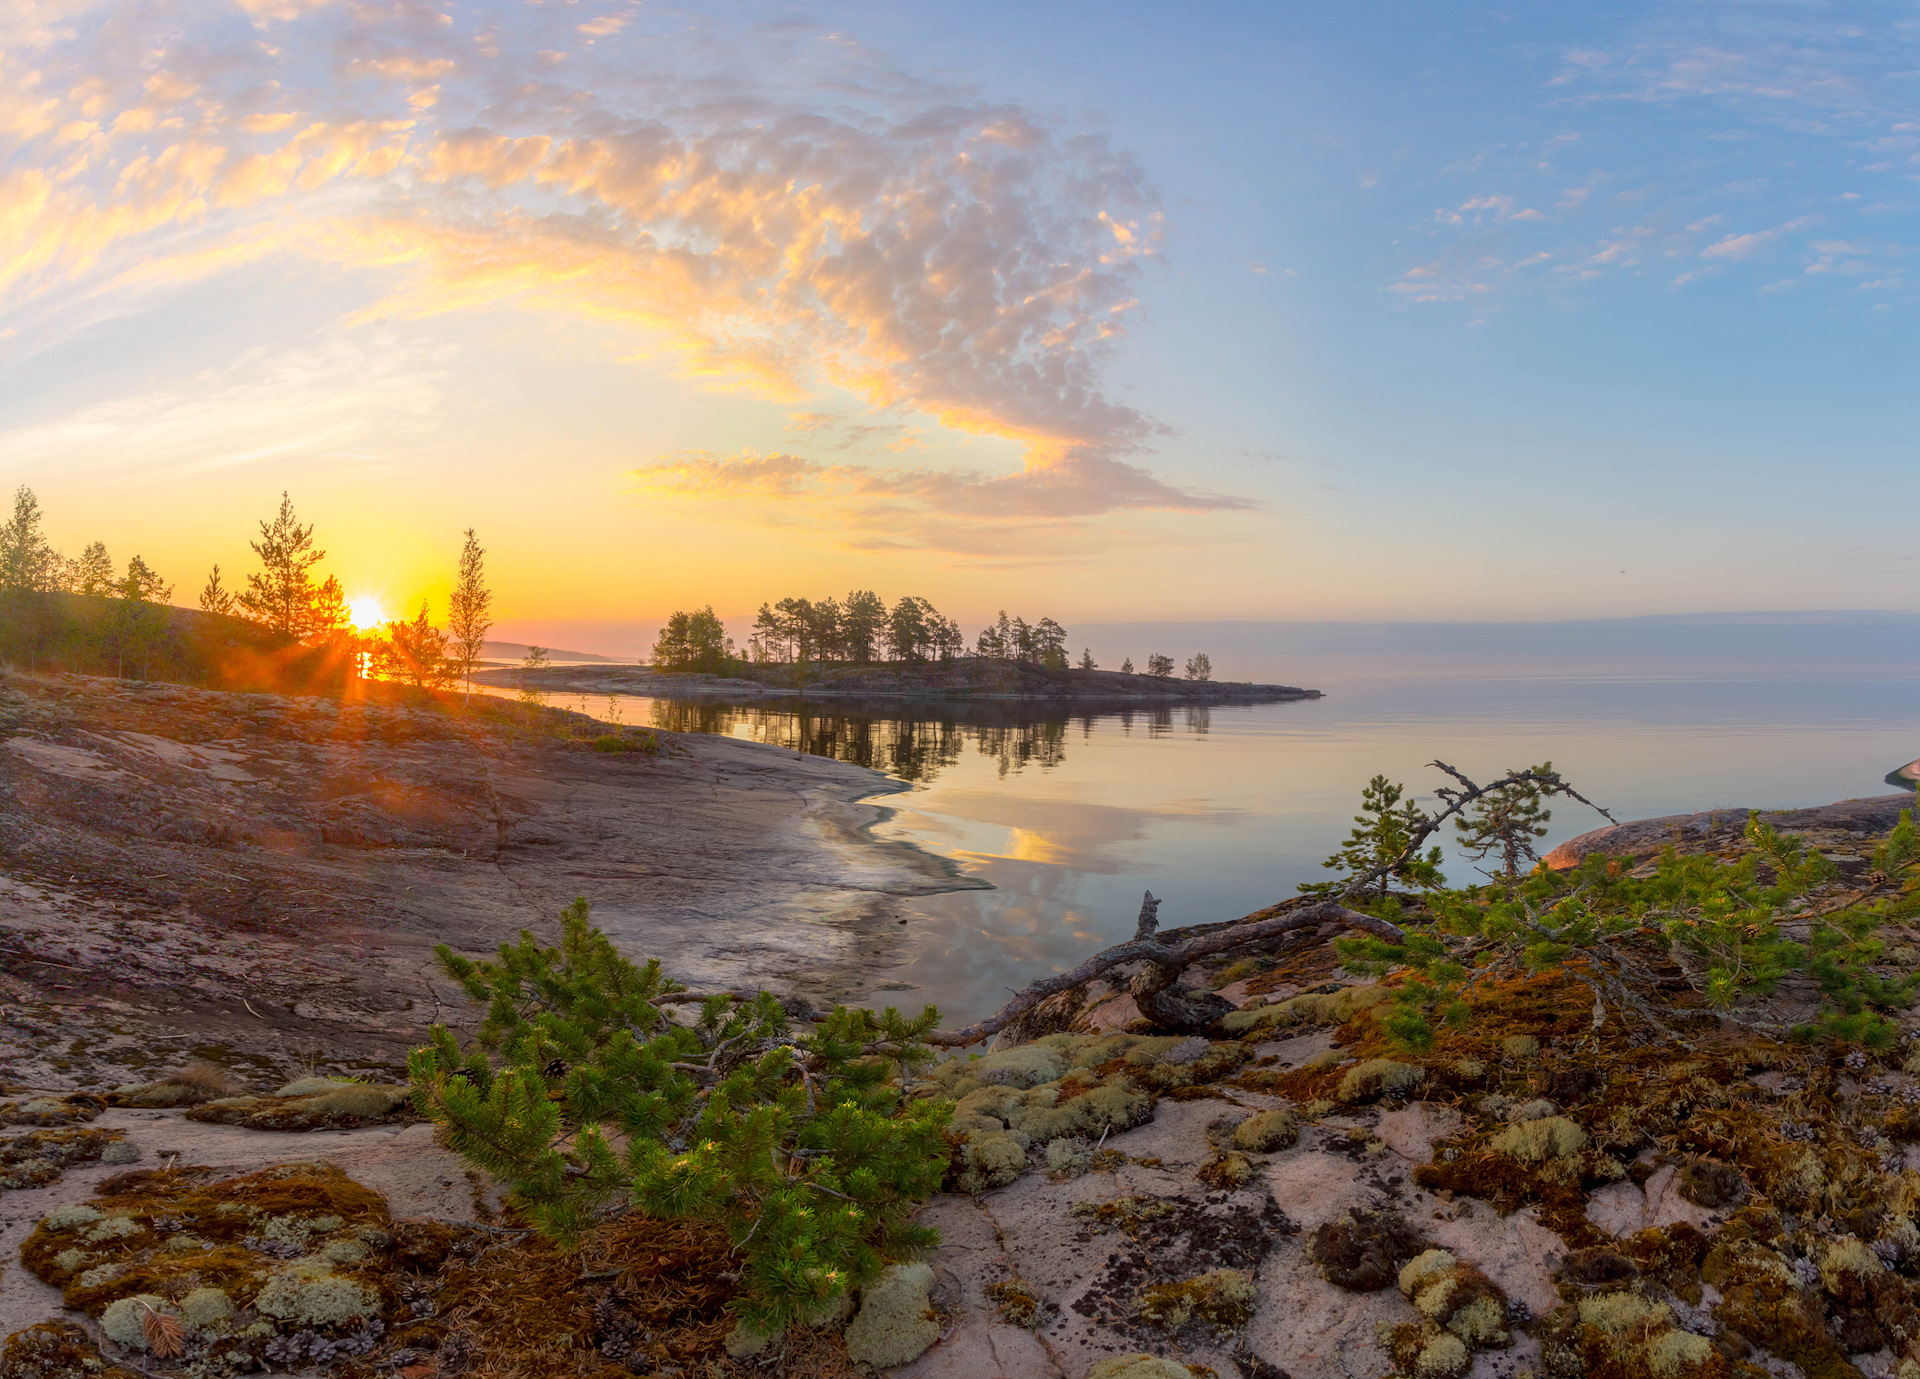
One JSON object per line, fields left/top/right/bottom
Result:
{"left": 844, "top": 1262, "right": 939, "bottom": 1368}
{"left": 1817, "top": 1235, "right": 1883, "bottom": 1305}
{"left": 253, "top": 1259, "right": 380, "bottom": 1325}
{"left": 181, "top": 1286, "right": 234, "bottom": 1329}
{"left": 1505, "top": 1097, "right": 1560, "bottom": 1122}
{"left": 986, "top": 1278, "right": 1041, "bottom": 1328}
{"left": 100, "top": 1293, "right": 174, "bottom": 1350}
{"left": 1390, "top": 1325, "right": 1471, "bottom": 1379}
{"left": 83, "top": 1215, "right": 141, "bottom": 1244}
{"left": 945, "top": 1131, "right": 1026, "bottom": 1193}
{"left": 1220, "top": 983, "right": 1390, "bottom": 1036}
{"left": 0, "top": 1320, "right": 141, "bottom": 1378}
{"left": 1646, "top": 1330, "right": 1714, "bottom": 1378}
{"left": 1489, "top": 1114, "right": 1588, "bottom": 1162}
{"left": 1135, "top": 1269, "right": 1256, "bottom": 1332}
{"left": 99, "top": 1140, "right": 141, "bottom": 1165}
{"left": 1309, "top": 1210, "right": 1429, "bottom": 1292}
{"left": 1337, "top": 1058, "right": 1425, "bottom": 1103}
{"left": 1195, "top": 1151, "right": 1253, "bottom": 1190}
{"left": 1071, "top": 1196, "right": 1179, "bottom": 1233}
{"left": 40, "top": 1203, "right": 101, "bottom": 1231}
{"left": 1676, "top": 1159, "right": 1745, "bottom": 1208}
{"left": 1086, "top": 1356, "right": 1195, "bottom": 1379}
{"left": 1501, "top": 1035, "right": 1541, "bottom": 1059}
{"left": 1232, "top": 1108, "right": 1299, "bottom": 1152}
{"left": 1399, "top": 1249, "right": 1456, "bottom": 1296}
{"left": 186, "top": 1084, "right": 411, "bottom": 1130}
{"left": 931, "top": 1046, "right": 1066, "bottom": 1092}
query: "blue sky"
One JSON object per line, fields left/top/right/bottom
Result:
{"left": 1, "top": 0, "right": 1914, "bottom": 641}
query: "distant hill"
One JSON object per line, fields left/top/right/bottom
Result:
{"left": 481, "top": 640, "right": 622, "bottom": 664}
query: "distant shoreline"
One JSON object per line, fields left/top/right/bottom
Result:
{"left": 471, "top": 660, "right": 1323, "bottom": 704}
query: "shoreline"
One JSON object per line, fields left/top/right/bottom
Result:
{"left": 0, "top": 672, "right": 980, "bottom": 1090}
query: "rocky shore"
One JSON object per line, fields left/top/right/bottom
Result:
{"left": 0, "top": 671, "right": 969, "bottom": 1092}
{"left": 5, "top": 675, "right": 1919, "bottom": 1379}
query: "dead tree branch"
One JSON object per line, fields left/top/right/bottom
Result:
{"left": 928, "top": 895, "right": 1406, "bottom": 1047}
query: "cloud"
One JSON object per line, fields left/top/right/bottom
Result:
{"left": 0, "top": 1, "right": 1227, "bottom": 545}
{"left": 628, "top": 447, "right": 1255, "bottom": 555}
{"left": 0, "top": 332, "right": 454, "bottom": 478}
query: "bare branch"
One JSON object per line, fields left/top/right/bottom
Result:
{"left": 928, "top": 899, "right": 1405, "bottom": 1048}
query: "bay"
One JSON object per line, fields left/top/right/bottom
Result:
{"left": 536, "top": 668, "right": 1920, "bottom": 1026}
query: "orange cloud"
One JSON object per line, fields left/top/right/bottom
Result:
{"left": 3, "top": 2, "right": 1244, "bottom": 545}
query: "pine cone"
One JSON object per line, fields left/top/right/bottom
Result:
{"left": 543, "top": 1057, "right": 568, "bottom": 1078}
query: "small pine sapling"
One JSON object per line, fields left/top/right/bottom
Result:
{"left": 410, "top": 901, "right": 952, "bottom": 1332}
{"left": 1303, "top": 775, "right": 1445, "bottom": 900}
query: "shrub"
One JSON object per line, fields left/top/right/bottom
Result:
{"left": 409, "top": 900, "right": 952, "bottom": 1332}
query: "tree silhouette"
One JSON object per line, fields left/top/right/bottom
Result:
{"left": 448, "top": 528, "right": 493, "bottom": 698}
{"left": 237, "top": 492, "right": 325, "bottom": 639}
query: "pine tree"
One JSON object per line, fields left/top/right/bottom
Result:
{"left": 1145, "top": 652, "right": 1175, "bottom": 678}
{"left": 447, "top": 528, "right": 493, "bottom": 699}
{"left": 237, "top": 492, "right": 326, "bottom": 639}
{"left": 1184, "top": 652, "right": 1213, "bottom": 682}
{"left": 198, "top": 564, "right": 234, "bottom": 616}
{"left": 1304, "top": 775, "right": 1444, "bottom": 899}
{"left": 1120, "top": 656, "right": 1134, "bottom": 674}
{"left": 1454, "top": 761, "right": 1556, "bottom": 883}
{"left": 842, "top": 590, "right": 887, "bottom": 664}
{"left": 74, "top": 542, "right": 115, "bottom": 599}
{"left": 0, "top": 486, "right": 61, "bottom": 593}
{"left": 310, "top": 576, "right": 350, "bottom": 638}
{"left": 376, "top": 602, "right": 451, "bottom": 689}
{"left": 410, "top": 901, "right": 951, "bottom": 1332}
{"left": 1079, "top": 648, "right": 1096, "bottom": 671}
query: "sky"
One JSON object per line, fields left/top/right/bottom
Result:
{"left": 3, "top": 0, "right": 1918, "bottom": 653}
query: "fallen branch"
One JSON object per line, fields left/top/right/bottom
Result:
{"left": 928, "top": 893, "right": 1406, "bottom": 1047}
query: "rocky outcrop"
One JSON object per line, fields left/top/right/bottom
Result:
{"left": 1544, "top": 792, "right": 1914, "bottom": 869}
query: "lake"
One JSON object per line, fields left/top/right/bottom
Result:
{"left": 531, "top": 665, "right": 1920, "bottom": 1026}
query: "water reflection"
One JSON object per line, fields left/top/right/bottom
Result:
{"left": 504, "top": 674, "right": 1920, "bottom": 1027}
{"left": 646, "top": 696, "right": 1092, "bottom": 782}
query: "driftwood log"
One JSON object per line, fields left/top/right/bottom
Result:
{"left": 925, "top": 892, "right": 1406, "bottom": 1048}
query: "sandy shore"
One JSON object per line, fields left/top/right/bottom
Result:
{"left": 0, "top": 672, "right": 976, "bottom": 1090}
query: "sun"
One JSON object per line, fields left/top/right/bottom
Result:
{"left": 347, "top": 597, "right": 385, "bottom": 631}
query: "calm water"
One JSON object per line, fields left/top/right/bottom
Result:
{"left": 529, "top": 671, "right": 1919, "bottom": 1025}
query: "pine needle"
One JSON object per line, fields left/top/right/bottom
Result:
{"left": 139, "top": 1301, "right": 185, "bottom": 1359}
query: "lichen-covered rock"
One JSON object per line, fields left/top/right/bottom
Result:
{"left": 185, "top": 1084, "right": 411, "bottom": 1131}
{"left": 1196, "top": 1151, "right": 1253, "bottom": 1190}
{"left": 0, "top": 1094, "right": 106, "bottom": 1127}
{"left": 844, "top": 1262, "right": 939, "bottom": 1368}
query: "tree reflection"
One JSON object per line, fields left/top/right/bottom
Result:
{"left": 647, "top": 696, "right": 1143, "bottom": 783}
